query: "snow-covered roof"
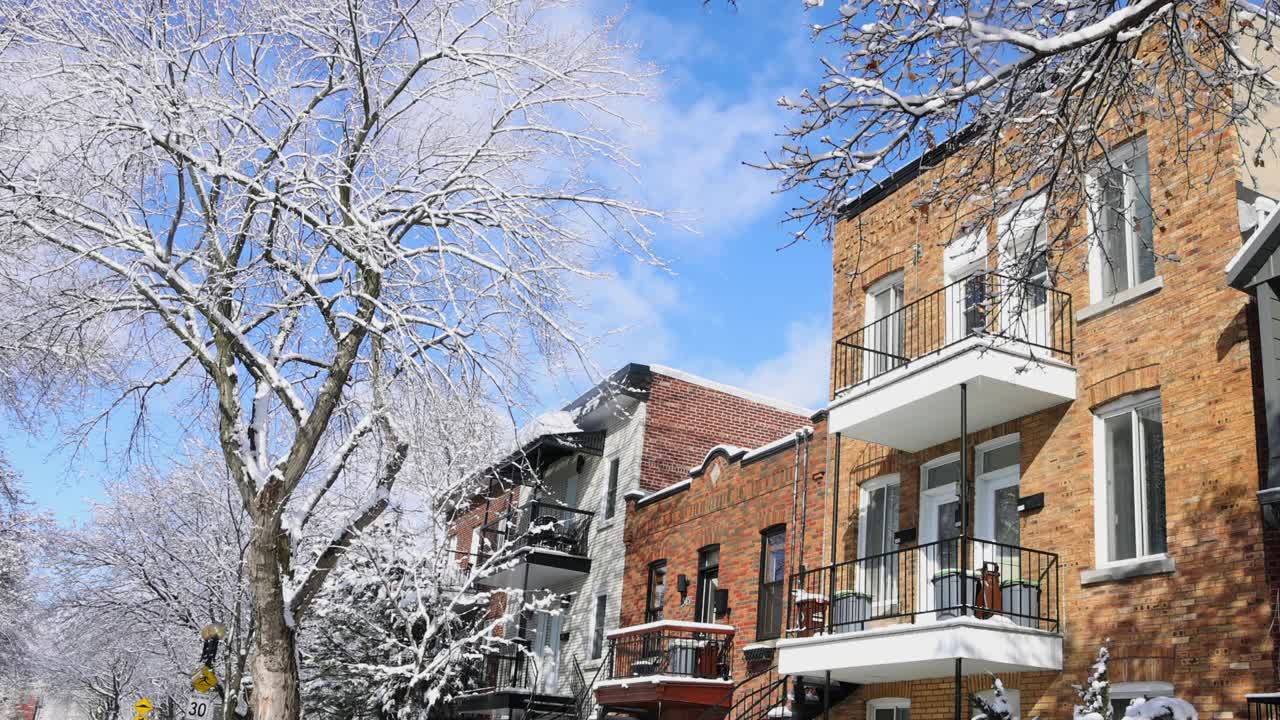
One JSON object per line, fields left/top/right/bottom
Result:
{"left": 685, "top": 427, "right": 815, "bottom": 478}
{"left": 687, "top": 444, "right": 748, "bottom": 475}
{"left": 516, "top": 410, "right": 583, "bottom": 445}
{"left": 635, "top": 478, "right": 691, "bottom": 508}
{"left": 1228, "top": 195, "right": 1280, "bottom": 289}
{"left": 649, "top": 364, "right": 814, "bottom": 417}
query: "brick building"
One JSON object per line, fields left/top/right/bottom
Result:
{"left": 592, "top": 415, "right": 828, "bottom": 720}
{"left": 761, "top": 76, "right": 1280, "bottom": 720}
{"left": 445, "top": 363, "right": 812, "bottom": 719}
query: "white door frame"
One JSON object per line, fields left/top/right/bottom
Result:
{"left": 857, "top": 474, "right": 900, "bottom": 611}
{"left": 863, "top": 272, "right": 904, "bottom": 382}
{"left": 975, "top": 434, "right": 1022, "bottom": 575}
{"left": 997, "top": 196, "right": 1050, "bottom": 347}
{"left": 943, "top": 229, "right": 989, "bottom": 345}
{"left": 918, "top": 453, "right": 962, "bottom": 622}
{"left": 530, "top": 610, "right": 563, "bottom": 693}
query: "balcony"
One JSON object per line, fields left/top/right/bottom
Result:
{"left": 1249, "top": 695, "right": 1280, "bottom": 720}
{"left": 595, "top": 621, "right": 735, "bottom": 720}
{"left": 451, "top": 643, "right": 575, "bottom": 718}
{"left": 477, "top": 499, "right": 594, "bottom": 590}
{"left": 776, "top": 536, "right": 1062, "bottom": 684}
{"left": 830, "top": 273, "right": 1075, "bottom": 451}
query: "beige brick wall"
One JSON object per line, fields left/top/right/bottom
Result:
{"left": 822, "top": 108, "right": 1274, "bottom": 720}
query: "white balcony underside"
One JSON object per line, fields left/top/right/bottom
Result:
{"left": 776, "top": 617, "right": 1063, "bottom": 684}
{"left": 481, "top": 549, "right": 590, "bottom": 590}
{"left": 829, "top": 339, "right": 1076, "bottom": 452}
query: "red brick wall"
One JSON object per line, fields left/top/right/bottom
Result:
{"left": 639, "top": 371, "right": 813, "bottom": 493}
{"left": 620, "top": 420, "right": 829, "bottom": 690}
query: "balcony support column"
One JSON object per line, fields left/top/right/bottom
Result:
{"left": 954, "top": 658, "right": 963, "bottom": 720}
{"left": 824, "top": 670, "right": 832, "bottom": 720}
{"left": 959, "top": 382, "right": 969, "bottom": 610}
{"left": 829, "top": 432, "right": 842, "bottom": 634}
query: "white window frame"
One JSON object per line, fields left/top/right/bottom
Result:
{"left": 974, "top": 687, "right": 1021, "bottom": 720}
{"left": 1112, "top": 682, "right": 1175, "bottom": 716}
{"left": 867, "top": 697, "right": 911, "bottom": 720}
{"left": 1092, "top": 389, "right": 1167, "bottom": 567}
{"left": 863, "top": 271, "right": 905, "bottom": 381}
{"left": 1085, "top": 137, "right": 1155, "bottom": 302}
{"left": 590, "top": 593, "right": 608, "bottom": 660}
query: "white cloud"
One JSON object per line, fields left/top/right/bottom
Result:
{"left": 718, "top": 316, "right": 832, "bottom": 411}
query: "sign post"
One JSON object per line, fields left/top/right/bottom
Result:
{"left": 184, "top": 624, "right": 224, "bottom": 719}
{"left": 134, "top": 697, "right": 154, "bottom": 720}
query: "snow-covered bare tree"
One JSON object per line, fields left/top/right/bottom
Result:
{"left": 44, "top": 451, "right": 254, "bottom": 720}
{"left": 0, "top": 1, "right": 661, "bottom": 718}
{"left": 771, "top": 0, "right": 1280, "bottom": 279}
{"left": 0, "top": 456, "right": 45, "bottom": 702}
{"left": 299, "top": 385, "right": 566, "bottom": 719}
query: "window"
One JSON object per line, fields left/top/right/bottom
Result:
{"left": 867, "top": 698, "right": 910, "bottom": 720}
{"left": 864, "top": 272, "right": 905, "bottom": 379}
{"left": 604, "top": 458, "right": 620, "bottom": 520}
{"left": 591, "top": 595, "right": 608, "bottom": 659}
{"left": 972, "top": 687, "right": 1021, "bottom": 720}
{"left": 1111, "top": 682, "right": 1174, "bottom": 718}
{"left": 1088, "top": 138, "right": 1156, "bottom": 300}
{"left": 695, "top": 545, "right": 720, "bottom": 623}
{"left": 645, "top": 560, "right": 668, "bottom": 623}
{"left": 1094, "top": 391, "right": 1167, "bottom": 564}
{"left": 757, "top": 526, "right": 786, "bottom": 639}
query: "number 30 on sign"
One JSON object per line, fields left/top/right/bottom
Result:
{"left": 184, "top": 694, "right": 212, "bottom": 719}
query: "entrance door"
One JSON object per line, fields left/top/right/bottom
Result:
{"left": 528, "top": 610, "right": 563, "bottom": 693}
{"left": 998, "top": 196, "right": 1052, "bottom": 348}
{"left": 975, "top": 438, "right": 1022, "bottom": 591}
{"left": 918, "top": 457, "right": 963, "bottom": 621}
{"left": 858, "top": 475, "right": 900, "bottom": 613}
{"left": 695, "top": 546, "right": 721, "bottom": 623}
{"left": 864, "top": 276, "right": 905, "bottom": 381}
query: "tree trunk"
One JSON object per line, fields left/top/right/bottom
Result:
{"left": 247, "top": 514, "right": 300, "bottom": 720}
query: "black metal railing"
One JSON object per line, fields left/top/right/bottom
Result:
{"left": 1249, "top": 695, "right": 1280, "bottom": 720}
{"left": 786, "top": 536, "right": 1059, "bottom": 637}
{"left": 478, "top": 499, "right": 595, "bottom": 560}
{"left": 607, "top": 625, "right": 734, "bottom": 681}
{"left": 466, "top": 642, "right": 538, "bottom": 692}
{"left": 833, "top": 273, "right": 1073, "bottom": 392}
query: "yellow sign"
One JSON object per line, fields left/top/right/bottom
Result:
{"left": 135, "top": 698, "right": 154, "bottom": 716}
{"left": 191, "top": 666, "right": 219, "bottom": 693}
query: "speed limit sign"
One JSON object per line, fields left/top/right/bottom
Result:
{"left": 184, "top": 694, "right": 213, "bottom": 719}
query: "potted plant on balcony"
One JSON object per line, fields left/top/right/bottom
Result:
{"left": 830, "top": 590, "right": 872, "bottom": 633}
{"left": 931, "top": 568, "right": 980, "bottom": 618}
{"left": 998, "top": 578, "right": 1041, "bottom": 628}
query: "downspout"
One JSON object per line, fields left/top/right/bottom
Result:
{"left": 799, "top": 427, "right": 812, "bottom": 573}
{"left": 788, "top": 429, "right": 804, "bottom": 582}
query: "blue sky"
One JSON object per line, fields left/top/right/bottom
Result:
{"left": 9, "top": 0, "right": 838, "bottom": 521}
